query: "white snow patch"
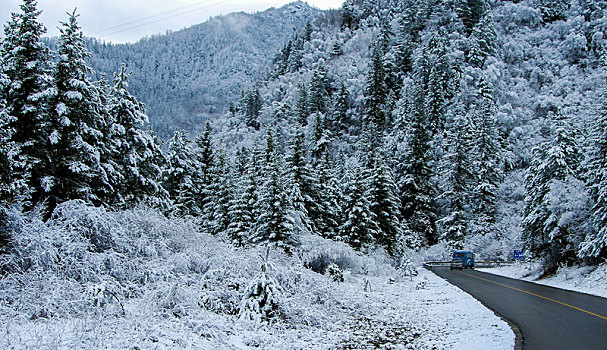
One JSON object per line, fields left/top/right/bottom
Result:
{"left": 478, "top": 263, "right": 607, "bottom": 298}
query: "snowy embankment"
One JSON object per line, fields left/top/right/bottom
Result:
{"left": 478, "top": 263, "right": 607, "bottom": 299}
{"left": 0, "top": 201, "right": 513, "bottom": 349}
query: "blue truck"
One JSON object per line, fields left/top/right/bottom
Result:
{"left": 450, "top": 251, "right": 475, "bottom": 270}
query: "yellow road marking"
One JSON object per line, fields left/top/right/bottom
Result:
{"left": 461, "top": 271, "right": 607, "bottom": 321}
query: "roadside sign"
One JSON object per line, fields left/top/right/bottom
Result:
{"left": 513, "top": 250, "right": 524, "bottom": 260}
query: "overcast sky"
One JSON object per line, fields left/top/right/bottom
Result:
{"left": 1, "top": 0, "right": 343, "bottom": 43}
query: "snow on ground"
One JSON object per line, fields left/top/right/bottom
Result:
{"left": 0, "top": 202, "right": 514, "bottom": 349}
{"left": 478, "top": 263, "right": 607, "bottom": 299}
{"left": 0, "top": 268, "right": 514, "bottom": 350}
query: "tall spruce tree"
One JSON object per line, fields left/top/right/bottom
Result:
{"left": 295, "top": 83, "right": 308, "bottom": 125}
{"left": 46, "top": 10, "right": 112, "bottom": 208}
{"left": 364, "top": 45, "right": 388, "bottom": 128}
{"left": 108, "top": 64, "right": 166, "bottom": 206}
{"left": 308, "top": 69, "right": 329, "bottom": 115}
{"left": 227, "top": 158, "right": 257, "bottom": 246}
{"left": 580, "top": 88, "right": 607, "bottom": 259}
{"left": 437, "top": 105, "right": 474, "bottom": 249}
{"left": 315, "top": 146, "right": 341, "bottom": 239}
{"left": 400, "top": 85, "right": 438, "bottom": 246}
{"left": 470, "top": 79, "right": 502, "bottom": 232}
{"left": 286, "top": 129, "right": 316, "bottom": 232}
{"left": 1, "top": 0, "right": 52, "bottom": 205}
{"left": 522, "top": 112, "right": 584, "bottom": 266}
{"left": 252, "top": 131, "right": 296, "bottom": 250}
{"left": 368, "top": 156, "right": 402, "bottom": 255}
{"left": 164, "top": 130, "right": 199, "bottom": 217}
{"left": 0, "top": 91, "right": 26, "bottom": 203}
{"left": 194, "top": 122, "right": 215, "bottom": 223}
{"left": 333, "top": 82, "right": 350, "bottom": 133}
{"left": 204, "top": 152, "right": 233, "bottom": 234}
{"left": 340, "top": 167, "right": 379, "bottom": 250}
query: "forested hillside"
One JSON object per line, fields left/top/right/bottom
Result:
{"left": 2, "top": 0, "right": 607, "bottom": 268}
{"left": 202, "top": 0, "right": 607, "bottom": 267}
{"left": 1, "top": 0, "right": 607, "bottom": 347}
{"left": 82, "top": 1, "right": 324, "bottom": 138}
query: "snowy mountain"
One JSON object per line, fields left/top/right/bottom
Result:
{"left": 2, "top": 0, "right": 607, "bottom": 348}
{"left": 85, "top": 1, "right": 323, "bottom": 137}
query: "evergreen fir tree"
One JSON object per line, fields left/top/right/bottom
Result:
{"left": 364, "top": 45, "right": 388, "bottom": 128}
{"left": 580, "top": 88, "right": 607, "bottom": 259}
{"left": 424, "top": 35, "right": 451, "bottom": 133}
{"left": 286, "top": 129, "right": 316, "bottom": 232}
{"left": 470, "top": 78, "right": 503, "bottom": 233}
{"left": 0, "top": 91, "right": 27, "bottom": 203}
{"left": 333, "top": 82, "right": 350, "bottom": 133}
{"left": 538, "top": 0, "right": 569, "bottom": 23}
{"left": 204, "top": 152, "right": 233, "bottom": 234}
{"left": 252, "top": 131, "right": 296, "bottom": 250}
{"left": 522, "top": 112, "right": 584, "bottom": 266}
{"left": 400, "top": 85, "right": 438, "bottom": 246}
{"left": 108, "top": 64, "right": 167, "bottom": 207}
{"left": 295, "top": 83, "right": 308, "bottom": 125}
{"left": 315, "top": 149, "right": 341, "bottom": 240}
{"left": 468, "top": 9, "right": 497, "bottom": 68}
{"left": 368, "top": 156, "right": 402, "bottom": 255}
{"left": 164, "top": 130, "right": 199, "bottom": 217}
{"left": 0, "top": 0, "right": 52, "bottom": 205}
{"left": 46, "top": 10, "right": 113, "bottom": 208}
{"left": 227, "top": 157, "right": 258, "bottom": 246}
{"left": 437, "top": 104, "right": 474, "bottom": 249}
{"left": 340, "top": 167, "right": 379, "bottom": 250}
{"left": 341, "top": 0, "right": 360, "bottom": 30}
{"left": 241, "top": 88, "right": 261, "bottom": 130}
{"left": 308, "top": 69, "right": 329, "bottom": 115}
{"left": 288, "top": 35, "right": 304, "bottom": 72}
{"left": 195, "top": 122, "right": 217, "bottom": 230}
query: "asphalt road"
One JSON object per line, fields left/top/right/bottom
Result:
{"left": 431, "top": 267, "right": 607, "bottom": 350}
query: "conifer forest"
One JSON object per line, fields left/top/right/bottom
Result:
{"left": 0, "top": 0, "right": 606, "bottom": 348}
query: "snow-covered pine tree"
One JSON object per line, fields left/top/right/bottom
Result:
{"left": 580, "top": 87, "right": 607, "bottom": 260}
{"left": 46, "top": 10, "right": 113, "bottom": 208}
{"left": 308, "top": 68, "right": 329, "bottom": 115}
{"left": 194, "top": 122, "right": 215, "bottom": 225}
{"left": 241, "top": 88, "right": 261, "bottom": 130}
{"left": 0, "top": 90, "right": 26, "bottom": 203}
{"left": 400, "top": 84, "right": 438, "bottom": 246}
{"left": 164, "top": 130, "right": 199, "bottom": 217}
{"left": 470, "top": 78, "right": 503, "bottom": 234}
{"left": 538, "top": 0, "right": 569, "bottom": 23}
{"left": 315, "top": 146, "right": 341, "bottom": 240}
{"left": 108, "top": 64, "right": 167, "bottom": 207}
{"left": 424, "top": 34, "right": 451, "bottom": 133}
{"left": 204, "top": 152, "right": 233, "bottom": 234}
{"left": 457, "top": 0, "right": 488, "bottom": 34}
{"left": 285, "top": 129, "right": 315, "bottom": 232}
{"left": 437, "top": 103, "right": 474, "bottom": 249}
{"left": 467, "top": 8, "right": 497, "bottom": 68}
{"left": 363, "top": 44, "right": 388, "bottom": 129}
{"left": 368, "top": 155, "right": 402, "bottom": 255}
{"left": 332, "top": 82, "right": 350, "bottom": 134}
{"left": 252, "top": 130, "right": 296, "bottom": 250}
{"left": 340, "top": 166, "right": 379, "bottom": 250}
{"left": 522, "top": 112, "right": 584, "bottom": 266}
{"left": 295, "top": 83, "right": 308, "bottom": 125}
{"left": 0, "top": 0, "right": 52, "bottom": 205}
{"left": 226, "top": 157, "right": 257, "bottom": 246}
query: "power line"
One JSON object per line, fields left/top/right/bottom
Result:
{"left": 95, "top": 0, "right": 233, "bottom": 39}
{"left": 91, "top": 0, "right": 220, "bottom": 35}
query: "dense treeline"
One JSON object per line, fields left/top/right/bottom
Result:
{"left": 2, "top": 0, "right": 607, "bottom": 268}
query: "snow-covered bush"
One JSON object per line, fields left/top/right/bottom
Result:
{"left": 326, "top": 263, "right": 344, "bottom": 282}
{"left": 238, "top": 247, "right": 283, "bottom": 323}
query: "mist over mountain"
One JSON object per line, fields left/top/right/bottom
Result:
{"left": 85, "top": 1, "right": 324, "bottom": 138}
